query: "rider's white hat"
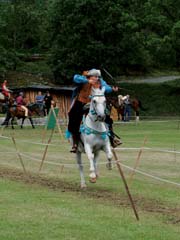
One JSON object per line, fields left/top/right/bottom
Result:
{"left": 87, "top": 69, "right": 101, "bottom": 77}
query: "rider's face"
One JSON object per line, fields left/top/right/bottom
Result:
{"left": 90, "top": 75, "right": 99, "bottom": 81}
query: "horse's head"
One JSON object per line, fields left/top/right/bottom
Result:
{"left": 28, "top": 103, "right": 41, "bottom": 116}
{"left": 90, "top": 87, "right": 106, "bottom": 122}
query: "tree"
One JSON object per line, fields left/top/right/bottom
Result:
{"left": 49, "top": 0, "right": 127, "bottom": 83}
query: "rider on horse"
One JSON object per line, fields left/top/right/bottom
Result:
{"left": 67, "top": 68, "right": 118, "bottom": 153}
{"left": 16, "top": 92, "right": 28, "bottom": 117}
{"left": 1, "top": 80, "right": 11, "bottom": 102}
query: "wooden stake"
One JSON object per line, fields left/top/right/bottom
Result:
{"left": 129, "top": 137, "right": 147, "bottom": 183}
{"left": 112, "top": 148, "right": 139, "bottom": 221}
{"left": 0, "top": 125, "right": 5, "bottom": 136}
{"left": 60, "top": 165, "right": 64, "bottom": 174}
{"left": 11, "top": 136, "right": 26, "bottom": 174}
{"left": 42, "top": 108, "right": 51, "bottom": 143}
{"left": 39, "top": 129, "right": 54, "bottom": 172}
{"left": 174, "top": 144, "right": 177, "bottom": 163}
{"left": 51, "top": 107, "right": 63, "bottom": 140}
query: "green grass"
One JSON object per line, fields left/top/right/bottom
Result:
{"left": 0, "top": 178, "right": 179, "bottom": 240}
{"left": 0, "top": 121, "right": 180, "bottom": 239}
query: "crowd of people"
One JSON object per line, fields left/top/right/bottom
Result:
{"left": 0, "top": 80, "right": 54, "bottom": 117}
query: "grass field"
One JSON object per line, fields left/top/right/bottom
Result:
{"left": 0, "top": 120, "right": 180, "bottom": 240}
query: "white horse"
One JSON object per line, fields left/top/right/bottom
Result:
{"left": 76, "top": 87, "right": 113, "bottom": 188}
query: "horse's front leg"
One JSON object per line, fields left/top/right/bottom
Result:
{"left": 84, "top": 144, "right": 96, "bottom": 182}
{"left": 76, "top": 152, "right": 86, "bottom": 188}
{"left": 21, "top": 117, "right": 25, "bottom": 128}
{"left": 94, "top": 151, "right": 100, "bottom": 178}
{"left": 104, "top": 140, "right": 113, "bottom": 170}
{"left": 135, "top": 110, "right": 140, "bottom": 122}
{"left": 11, "top": 117, "right": 14, "bottom": 129}
{"left": 29, "top": 117, "right": 35, "bottom": 128}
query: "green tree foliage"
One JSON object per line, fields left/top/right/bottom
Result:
{"left": 0, "top": 0, "right": 180, "bottom": 83}
{"left": 0, "top": 0, "right": 50, "bottom": 74}
{"left": 49, "top": 0, "right": 180, "bottom": 84}
{"left": 49, "top": 0, "right": 150, "bottom": 83}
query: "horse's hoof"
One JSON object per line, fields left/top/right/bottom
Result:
{"left": 89, "top": 177, "right": 96, "bottom": 183}
{"left": 106, "top": 162, "right": 113, "bottom": 170}
{"left": 80, "top": 183, "right": 87, "bottom": 189}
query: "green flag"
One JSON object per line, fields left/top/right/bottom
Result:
{"left": 46, "top": 108, "right": 59, "bottom": 130}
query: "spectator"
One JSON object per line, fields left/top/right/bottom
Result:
{"left": 123, "top": 95, "right": 131, "bottom": 121}
{"left": 35, "top": 91, "right": 45, "bottom": 115}
{"left": 44, "top": 91, "right": 53, "bottom": 115}
{"left": 1, "top": 80, "right": 11, "bottom": 100}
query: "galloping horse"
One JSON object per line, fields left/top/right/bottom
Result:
{"left": 107, "top": 95, "right": 146, "bottom": 121}
{"left": 75, "top": 87, "right": 113, "bottom": 188}
{"left": 2, "top": 100, "right": 41, "bottom": 129}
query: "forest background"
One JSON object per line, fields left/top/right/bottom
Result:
{"left": 0, "top": 0, "right": 180, "bottom": 116}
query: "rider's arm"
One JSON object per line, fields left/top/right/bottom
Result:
{"left": 73, "top": 74, "right": 88, "bottom": 84}
{"left": 100, "top": 78, "right": 113, "bottom": 94}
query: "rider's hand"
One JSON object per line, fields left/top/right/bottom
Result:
{"left": 88, "top": 76, "right": 99, "bottom": 85}
{"left": 112, "top": 86, "right": 119, "bottom": 92}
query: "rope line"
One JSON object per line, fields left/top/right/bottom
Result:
{"left": 1, "top": 135, "right": 180, "bottom": 153}
{"left": 0, "top": 135, "right": 180, "bottom": 187}
{"left": 117, "top": 161, "right": 180, "bottom": 187}
{"left": 3, "top": 150, "right": 180, "bottom": 187}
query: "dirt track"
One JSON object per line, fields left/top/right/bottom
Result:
{"left": 0, "top": 165, "right": 180, "bottom": 224}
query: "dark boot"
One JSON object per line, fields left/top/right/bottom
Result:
{"left": 109, "top": 131, "right": 123, "bottom": 148}
{"left": 70, "top": 134, "right": 79, "bottom": 153}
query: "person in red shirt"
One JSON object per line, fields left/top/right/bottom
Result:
{"left": 2, "top": 80, "right": 11, "bottom": 99}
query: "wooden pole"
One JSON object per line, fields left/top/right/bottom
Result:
{"left": 11, "top": 136, "right": 26, "bottom": 174}
{"left": 112, "top": 148, "right": 139, "bottom": 220}
{"left": 0, "top": 125, "right": 5, "bottom": 136}
{"left": 42, "top": 108, "right": 52, "bottom": 143}
{"left": 129, "top": 137, "right": 147, "bottom": 183}
{"left": 51, "top": 107, "right": 63, "bottom": 139}
{"left": 39, "top": 129, "right": 54, "bottom": 172}
{"left": 174, "top": 144, "right": 177, "bottom": 163}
